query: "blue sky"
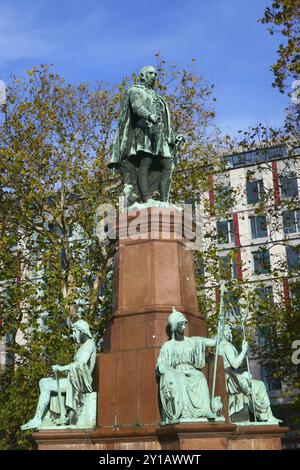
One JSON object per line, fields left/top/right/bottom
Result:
{"left": 0, "top": 0, "right": 290, "bottom": 136}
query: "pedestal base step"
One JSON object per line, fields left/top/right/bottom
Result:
{"left": 33, "top": 422, "right": 288, "bottom": 450}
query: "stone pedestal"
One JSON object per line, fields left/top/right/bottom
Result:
{"left": 33, "top": 208, "right": 288, "bottom": 450}
{"left": 33, "top": 423, "right": 288, "bottom": 450}
{"left": 99, "top": 208, "right": 209, "bottom": 428}
{"left": 158, "top": 423, "right": 288, "bottom": 450}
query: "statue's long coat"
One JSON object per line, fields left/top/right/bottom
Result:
{"left": 109, "top": 85, "right": 176, "bottom": 167}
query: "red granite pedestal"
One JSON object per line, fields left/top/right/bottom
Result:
{"left": 99, "top": 208, "right": 209, "bottom": 430}
{"left": 33, "top": 208, "right": 288, "bottom": 450}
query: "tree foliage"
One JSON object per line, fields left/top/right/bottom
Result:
{"left": 260, "top": 0, "right": 300, "bottom": 92}
{"left": 0, "top": 58, "right": 221, "bottom": 448}
{"left": 1, "top": 54, "right": 298, "bottom": 449}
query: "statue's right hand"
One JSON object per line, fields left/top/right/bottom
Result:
{"left": 148, "top": 113, "right": 159, "bottom": 124}
{"left": 242, "top": 340, "right": 249, "bottom": 352}
{"left": 110, "top": 164, "right": 118, "bottom": 176}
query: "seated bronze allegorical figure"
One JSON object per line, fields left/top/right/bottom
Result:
{"left": 156, "top": 308, "right": 224, "bottom": 424}
{"left": 219, "top": 324, "right": 282, "bottom": 424}
{"left": 21, "top": 320, "right": 97, "bottom": 431}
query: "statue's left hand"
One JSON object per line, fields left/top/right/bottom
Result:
{"left": 175, "top": 134, "right": 185, "bottom": 143}
{"left": 242, "top": 340, "right": 249, "bottom": 353}
{"left": 244, "top": 371, "right": 252, "bottom": 381}
{"left": 52, "top": 364, "right": 63, "bottom": 373}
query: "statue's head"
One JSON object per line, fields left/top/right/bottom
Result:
{"left": 222, "top": 324, "right": 232, "bottom": 342}
{"left": 168, "top": 307, "right": 188, "bottom": 337}
{"left": 72, "top": 319, "right": 93, "bottom": 341}
{"left": 139, "top": 65, "right": 157, "bottom": 88}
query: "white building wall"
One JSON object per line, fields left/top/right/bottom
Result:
{"left": 200, "top": 145, "right": 300, "bottom": 399}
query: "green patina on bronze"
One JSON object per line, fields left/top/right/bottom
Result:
{"left": 219, "top": 324, "right": 281, "bottom": 425}
{"left": 109, "top": 66, "right": 184, "bottom": 205}
{"left": 156, "top": 308, "right": 223, "bottom": 424}
{"left": 21, "top": 320, "right": 97, "bottom": 431}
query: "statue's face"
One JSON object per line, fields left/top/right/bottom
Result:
{"left": 143, "top": 67, "right": 157, "bottom": 88}
{"left": 176, "top": 320, "right": 187, "bottom": 335}
{"left": 224, "top": 326, "right": 232, "bottom": 342}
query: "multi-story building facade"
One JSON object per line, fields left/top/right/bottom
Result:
{"left": 203, "top": 144, "right": 300, "bottom": 291}
{"left": 200, "top": 143, "right": 300, "bottom": 446}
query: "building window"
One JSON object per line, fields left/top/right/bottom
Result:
{"left": 219, "top": 254, "right": 237, "bottom": 279}
{"left": 286, "top": 245, "right": 300, "bottom": 271}
{"left": 215, "top": 185, "right": 234, "bottom": 211}
{"left": 48, "top": 223, "right": 62, "bottom": 236}
{"left": 5, "top": 333, "right": 13, "bottom": 346}
{"left": 257, "top": 325, "right": 281, "bottom": 391}
{"left": 254, "top": 285, "right": 274, "bottom": 306}
{"left": 282, "top": 209, "right": 300, "bottom": 234}
{"left": 261, "top": 364, "right": 282, "bottom": 391}
{"left": 246, "top": 180, "right": 264, "bottom": 204}
{"left": 253, "top": 249, "right": 271, "bottom": 275}
{"left": 222, "top": 146, "right": 287, "bottom": 169}
{"left": 60, "top": 249, "right": 67, "bottom": 270}
{"left": 216, "top": 220, "right": 234, "bottom": 244}
{"left": 257, "top": 324, "right": 278, "bottom": 355}
{"left": 290, "top": 280, "right": 300, "bottom": 305}
{"left": 197, "top": 257, "right": 205, "bottom": 278}
{"left": 223, "top": 290, "right": 240, "bottom": 316}
{"left": 280, "top": 174, "right": 298, "bottom": 199}
{"left": 250, "top": 215, "right": 268, "bottom": 239}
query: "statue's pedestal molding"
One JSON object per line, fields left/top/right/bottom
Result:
{"left": 157, "top": 422, "right": 288, "bottom": 450}
{"left": 33, "top": 423, "right": 288, "bottom": 450}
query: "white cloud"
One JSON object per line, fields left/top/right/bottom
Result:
{"left": 0, "top": 3, "right": 55, "bottom": 63}
{"left": 0, "top": 1, "right": 111, "bottom": 67}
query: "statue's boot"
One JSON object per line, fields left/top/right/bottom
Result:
{"left": 145, "top": 198, "right": 157, "bottom": 204}
{"left": 206, "top": 411, "right": 216, "bottom": 420}
{"left": 159, "top": 158, "right": 174, "bottom": 202}
{"left": 258, "top": 407, "right": 282, "bottom": 425}
{"left": 265, "top": 415, "right": 283, "bottom": 425}
{"left": 160, "top": 175, "right": 172, "bottom": 202}
{"left": 21, "top": 416, "right": 42, "bottom": 431}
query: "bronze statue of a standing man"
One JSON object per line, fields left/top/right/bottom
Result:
{"left": 109, "top": 66, "right": 184, "bottom": 205}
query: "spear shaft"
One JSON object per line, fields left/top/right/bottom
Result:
{"left": 55, "top": 370, "right": 65, "bottom": 425}
{"left": 211, "top": 282, "right": 227, "bottom": 409}
{"left": 240, "top": 321, "right": 257, "bottom": 422}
